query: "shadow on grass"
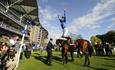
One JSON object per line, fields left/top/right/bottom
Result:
{"left": 88, "top": 66, "right": 108, "bottom": 70}
{"left": 98, "top": 55, "right": 115, "bottom": 62}
{"left": 32, "top": 55, "right": 47, "bottom": 65}
{"left": 103, "top": 58, "right": 115, "bottom": 61}
{"left": 33, "top": 55, "right": 65, "bottom": 65}
{"left": 52, "top": 56, "right": 62, "bottom": 62}
{"left": 53, "top": 55, "right": 75, "bottom": 65}
{"left": 101, "top": 64, "right": 115, "bottom": 68}
{"left": 95, "top": 55, "right": 115, "bottom": 57}
{"left": 52, "top": 56, "right": 63, "bottom": 64}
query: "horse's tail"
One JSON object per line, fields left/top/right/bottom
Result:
{"left": 87, "top": 41, "right": 93, "bottom": 56}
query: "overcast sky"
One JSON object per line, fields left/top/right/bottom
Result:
{"left": 38, "top": 0, "right": 115, "bottom": 41}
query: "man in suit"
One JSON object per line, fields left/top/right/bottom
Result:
{"left": 46, "top": 38, "right": 53, "bottom": 66}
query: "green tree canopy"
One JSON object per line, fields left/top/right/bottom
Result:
{"left": 90, "top": 36, "right": 102, "bottom": 45}
{"left": 91, "top": 30, "right": 115, "bottom": 45}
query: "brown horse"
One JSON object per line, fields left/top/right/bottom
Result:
{"left": 56, "top": 37, "right": 76, "bottom": 64}
{"left": 74, "top": 39, "right": 93, "bottom": 56}
{"left": 56, "top": 38, "right": 93, "bottom": 65}
{"left": 74, "top": 39, "right": 93, "bottom": 66}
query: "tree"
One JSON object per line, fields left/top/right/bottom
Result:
{"left": 90, "top": 36, "right": 102, "bottom": 45}
{"left": 92, "top": 30, "right": 115, "bottom": 45}
{"left": 106, "top": 30, "right": 115, "bottom": 44}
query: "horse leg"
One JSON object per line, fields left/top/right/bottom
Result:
{"left": 83, "top": 53, "right": 86, "bottom": 66}
{"left": 62, "top": 54, "right": 65, "bottom": 65}
{"left": 62, "top": 49, "right": 65, "bottom": 65}
{"left": 70, "top": 49, "right": 74, "bottom": 61}
{"left": 65, "top": 53, "right": 68, "bottom": 64}
{"left": 83, "top": 52, "right": 90, "bottom": 67}
{"left": 77, "top": 48, "right": 80, "bottom": 57}
{"left": 87, "top": 56, "right": 90, "bottom": 67}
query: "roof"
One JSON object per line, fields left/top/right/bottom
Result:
{"left": 11, "top": 0, "right": 40, "bottom": 25}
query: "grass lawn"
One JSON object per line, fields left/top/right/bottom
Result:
{"left": 18, "top": 51, "right": 115, "bottom": 70}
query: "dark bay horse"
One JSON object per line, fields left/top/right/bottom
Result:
{"left": 56, "top": 37, "right": 78, "bottom": 64}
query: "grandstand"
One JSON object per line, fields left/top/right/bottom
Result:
{"left": 0, "top": 0, "right": 48, "bottom": 44}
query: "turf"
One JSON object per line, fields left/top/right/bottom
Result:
{"left": 18, "top": 51, "right": 115, "bottom": 70}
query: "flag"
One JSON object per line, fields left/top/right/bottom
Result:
{"left": 23, "top": 17, "right": 31, "bottom": 25}
{"left": 33, "top": 42, "right": 38, "bottom": 49}
{"left": 23, "top": 17, "right": 36, "bottom": 25}
{"left": 22, "top": 30, "right": 28, "bottom": 35}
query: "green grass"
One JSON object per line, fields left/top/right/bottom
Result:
{"left": 18, "top": 51, "right": 115, "bottom": 70}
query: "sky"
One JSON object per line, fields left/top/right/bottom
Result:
{"left": 38, "top": 0, "right": 115, "bottom": 41}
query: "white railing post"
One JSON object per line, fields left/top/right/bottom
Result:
{"left": 16, "top": 25, "right": 27, "bottom": 68}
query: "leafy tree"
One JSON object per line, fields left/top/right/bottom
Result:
{"left": 91, "top": 30, "right": 115, "bottom": 45}
{"left": 90, "top": 36, "right": 102, "bottom": 45}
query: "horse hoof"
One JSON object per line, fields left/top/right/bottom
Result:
{"left": 87, "top": 65, "right": 89, "bottom": 67}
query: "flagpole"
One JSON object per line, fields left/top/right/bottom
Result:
{"left": 16, "top": 25, "right": 28, "bottom": 68}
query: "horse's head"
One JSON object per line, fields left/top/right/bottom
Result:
{"left": 56, "top": 39, "right": 62, "bottom": 46}
{"left": 56, "top": 38, "right": 67, "bottom": 46}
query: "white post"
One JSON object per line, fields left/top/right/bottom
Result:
{"left": 16, "top": 25, "right": 28, "bottom": 68}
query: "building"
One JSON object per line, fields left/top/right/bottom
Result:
{"left": 0, "top": 0, "right": 48, "bottom": 45}
{"left": 29, "top": 25, "right": 40, "bottom": 43}
{"left": 39, "top": 27, "right": 48, "bottom": 47}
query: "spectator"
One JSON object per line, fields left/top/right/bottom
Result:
{"left": 25, "top": 41, "right": 32, "bottom": 59}
{"left": 6, "top": 35, "right": 19, "bottom": 70}
{"left": 46, "top": 38, "right": 53, "bottom": 66}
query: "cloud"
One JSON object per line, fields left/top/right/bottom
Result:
{"left": 112, "top": 17, "right": 115, "bottom": 22}
{"left": 48, "top": 26, "right": 62, "bottom": 43}
{"left": 107, "top": 23, "right": 115, "bottom": 29}
{"left": 69, "top": 0, "right": 115, "bottom": 33}
{"left": 107, "top": 17, "right": 115, "bottom": 29}
{"left": 39, "top": 6, "right": 57, "bottom": 24}
{"left": 39, "top": 6, "right": 61, "bottom": 42}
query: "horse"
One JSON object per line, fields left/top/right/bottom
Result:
{"left": 74, "top": 39, "right": 93, "bottom": 66}
{"left": 56, "top": 37, "right": 76, "bottom": 64}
